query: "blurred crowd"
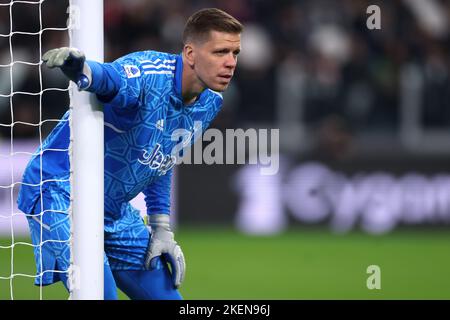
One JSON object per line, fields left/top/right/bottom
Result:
{"left": 0, "top": 0, "right": 449, "bottom": 157}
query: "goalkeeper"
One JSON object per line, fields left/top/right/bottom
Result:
{"left": 17, "top": 8, "right": 242, "bottom": 300}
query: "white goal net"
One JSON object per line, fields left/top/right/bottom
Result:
{"left": 0, "top": 0, "right": 73, "bottom": 300}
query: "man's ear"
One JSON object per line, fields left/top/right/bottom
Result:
{"left": 183, "top": 44, "right": 195, "bottom": 67}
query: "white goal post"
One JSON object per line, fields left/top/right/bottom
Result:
{"left": 69, "top": 0, "right": 104, "bottom": 300}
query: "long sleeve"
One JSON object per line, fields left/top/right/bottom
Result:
{"left": 86, "top": 54, "right": 145, "bottom": 110}
{"left": 86, "top": 60, "right": 121, "bottom": 101}
{"left": 142, "top": 169, "right": 173, "bottom": 215}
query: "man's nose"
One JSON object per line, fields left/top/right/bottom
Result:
{"left": 224, "top": 53, "right": 237, "bottom": 69}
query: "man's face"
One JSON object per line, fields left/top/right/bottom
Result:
{"left": 191, "top": 31, "right": 241, "bottom": 92}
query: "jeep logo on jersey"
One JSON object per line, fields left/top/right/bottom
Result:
{"left": 123, "top": 65, "right": 141, "bottom": 78}
{"left": 138, "top": 143, "right": 176, "bottom": 175}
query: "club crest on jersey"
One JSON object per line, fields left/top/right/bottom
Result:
{"left": 156, "top": 119, "right": 164, "bottom": 131}
{"left": 123, "top": 65, "right": 141, "bottom": 78}
{"left": 138, "top": 143, "right": 176, "bottom": 175}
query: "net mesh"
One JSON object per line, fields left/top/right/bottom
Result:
{"left": 0, "top": 0, "right": 71, "bottom": 299}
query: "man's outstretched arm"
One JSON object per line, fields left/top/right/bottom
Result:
{"left": 42, "top": 47, "right": 123, "bottom": 102}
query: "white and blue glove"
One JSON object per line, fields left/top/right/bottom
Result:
{"left": 145, "top": 214, "right": 186, "bottom": 288}
{"left": 42, "top": 47, "right": 92, "bottom": 90}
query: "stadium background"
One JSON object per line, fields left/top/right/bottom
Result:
{"left": 1, "top": 0, "right": 450, "bottom": 299}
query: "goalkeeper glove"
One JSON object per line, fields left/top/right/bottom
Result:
{"left": 42, "top": 47, "right": 92, "bottom": 90}
{"left": 145, "top": 214, "right": 186, "bottom": 288}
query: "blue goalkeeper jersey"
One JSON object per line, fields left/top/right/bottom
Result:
{"left": 18, "top": 50, "right": 223, "bottom": 229}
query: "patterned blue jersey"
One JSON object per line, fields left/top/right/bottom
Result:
{"left": 18, "top": 51, "right": 223, "bottom": 231}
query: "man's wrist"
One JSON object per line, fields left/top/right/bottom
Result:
{"left": 147, "top": 213, "right": 171, "bottom": 227}
{"left": 80, "top": 60, "right": 101, "bottom": 91}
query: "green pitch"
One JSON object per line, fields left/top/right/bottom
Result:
{"left": 1, "top": 227, "right": 450, "bottom": 300}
